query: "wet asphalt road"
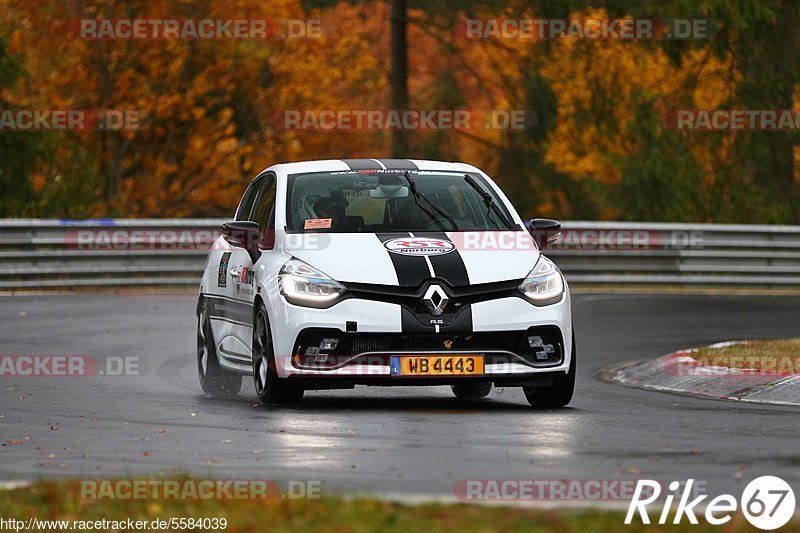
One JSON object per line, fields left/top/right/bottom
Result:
{"left": 1, "top": 292, "right": 799, "bottom": 498}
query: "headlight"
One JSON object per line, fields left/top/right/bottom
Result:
{"left": 279, "top": 258, "right": 346, "bottom": 308}
{"left": 518, "top": 256, "right": 564, "bottom": 306}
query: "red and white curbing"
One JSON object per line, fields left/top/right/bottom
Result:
{"left": 605, "top": 341, "right": 800, "bottom": 406}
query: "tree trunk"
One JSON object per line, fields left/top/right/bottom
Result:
{"left": 736, "top": 4, "right": 798, "bottom": 196}
{"left": 390, "top": 0, "right": 409, "bottom": 157}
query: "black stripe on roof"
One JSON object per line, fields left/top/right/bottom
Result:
{"left": 341, "top": 159, "right": 383, "bottom": 170}
{"left": 378, "top": 159, "right": 418, "bottom": 170}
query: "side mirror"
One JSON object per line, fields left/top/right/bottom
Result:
{"left": 222, "top": 221, "right": 262, "bottom": 262}
{"left": 528, "top": 218, "right": 561, "bottom": 249}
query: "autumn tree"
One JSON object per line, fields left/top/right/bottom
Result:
{"left": 0, "top": 0, "right": 797, "bottom": 222}
{"left": 0, "top": 32, "right": 44, "bottom": 216}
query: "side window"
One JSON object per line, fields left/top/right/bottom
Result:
{"left": 251, "top": 174, "right": 276, "bottom": 226}
{"left": 234, "top": 176, "right": 264, "bottom": 221}
{"left": 250, "top": 174, "right": 277, "bottom": 248}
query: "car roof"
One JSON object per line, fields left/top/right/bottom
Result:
{"left": 261, "top": 159, "right": 483, "bottom": 178}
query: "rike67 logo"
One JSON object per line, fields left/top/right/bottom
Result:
{"left": 626, "top": 477, "right": 796, "bottom": 530}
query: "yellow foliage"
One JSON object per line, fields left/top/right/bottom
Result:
{"left": 0, "top": 0, "right": 745, "bottom": 219}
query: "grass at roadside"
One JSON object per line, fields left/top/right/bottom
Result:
{"left": 691, "top": 338, "right": 800, "bottom": 372}
{"left": 0, "top": 480, "right": 782, "bottom": 532}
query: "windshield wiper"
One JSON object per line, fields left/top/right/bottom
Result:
{"left": 463, "top": 174, "right": 516, "bottom": 230}
{"left": 402, "top": 172, "right": 459, "bottom": 231}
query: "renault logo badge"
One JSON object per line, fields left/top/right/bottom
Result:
{"left": 422, "top": 284, "right": 449, "bottom": 316}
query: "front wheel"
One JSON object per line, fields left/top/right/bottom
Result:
{"left": 252, "top": 304, "right": 304, "bottom": 405}
{"left": 523, "top": 333, "right": 575, "bottom": 409}
{"left": 197, "top": 301, "right": 242, "bottom": 398}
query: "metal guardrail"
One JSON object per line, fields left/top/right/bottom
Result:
{"left": 544, "top": 221, "right": 800, "bottom": 286}
{"left": 1, "top": 219, "right": 800, "bottom": 289}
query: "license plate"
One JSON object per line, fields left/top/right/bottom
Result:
{"left": 390, "top": 355, "right": 484, "bottom": 377}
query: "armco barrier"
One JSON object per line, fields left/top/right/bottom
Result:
{"left": 1, "top": 219, "right": 799, "bottom": 289}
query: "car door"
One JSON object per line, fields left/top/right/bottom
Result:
{"left": 209, "top": 174, "right": 264, "bottom": 367}
{"left": 217, "top": 172, "right": 277, "bottom": 365}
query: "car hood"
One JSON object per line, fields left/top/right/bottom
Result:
{"left": 283, "top": 231, "right": 540, "bottom": 287}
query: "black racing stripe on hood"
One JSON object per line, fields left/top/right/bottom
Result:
{"left": 376, "top": 233, "right": 431, "bottom": 287}
{"left": 341, "top": 159, "right": 383, "bottom": 170}
{"left": 378, "top": 159, "right": 418, "bottom": 170}
{"left": 426, "top": 232, "right": 470, "bottom": 287}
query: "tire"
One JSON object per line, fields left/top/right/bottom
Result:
{"left": 252, "top": 303, "right": 304, "bottom": 405}
{"left": 451, "top": 382, "right": 492, "bottom": 400}
{"left": 523, "top": 333, "right": 575, "bottom": 409}
{"left": 197, "top": 300, "right": 242, "bottom": 398}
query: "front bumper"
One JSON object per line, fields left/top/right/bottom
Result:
{"left": 268, "top": 287, "right": 572, "bottom": 383}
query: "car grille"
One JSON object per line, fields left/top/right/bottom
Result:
{"left": 342, "top": 279, "right": 522, "bottom": 313}
{"left": 352, "top": 336, "right": 392, "bottom": 354}
{"left": 292, "top": 327, "right": 564, "bottom": 369}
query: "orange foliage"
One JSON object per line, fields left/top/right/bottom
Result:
{"left": 0, "top": 1, "right": 746, "bottom": 219}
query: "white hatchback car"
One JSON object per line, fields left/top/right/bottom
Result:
{"left": 197, "top": 159, "right": 574, "bottom": 407}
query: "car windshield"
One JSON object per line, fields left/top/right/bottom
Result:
{"left": 286, "top": 170, "right": 518, "bottom": 233}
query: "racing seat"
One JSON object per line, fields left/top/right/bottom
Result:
{"left": 312, "top": 197, "right": 364, "bottom": 231}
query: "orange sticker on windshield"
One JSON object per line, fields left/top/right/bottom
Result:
{"left": 304, "top": 218, "right": 332, "bottom": 229}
